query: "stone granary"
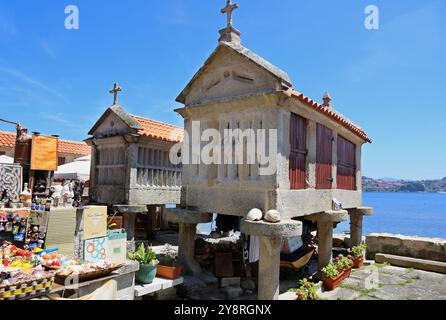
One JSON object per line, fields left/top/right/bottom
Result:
{"left": 85, "top": 84, "right": 184, "bottom": 247}
{"left": 165, "top": 1, "right": 373, "bottom": 300}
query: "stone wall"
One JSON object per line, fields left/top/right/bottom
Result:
{"left": 366, "top": 233, "right": 446, "bottom": 262}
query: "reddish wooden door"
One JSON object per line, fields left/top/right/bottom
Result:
{"left": 316, "top": 124, "right": 333, "bottom": 189}
{"left": 289, "top": 113, "right": 307, "bottom": 189}
{"left": 337, "top": 135, "right": 356, "bottom": 190}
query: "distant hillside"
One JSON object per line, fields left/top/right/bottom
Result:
{"left": 362, "top": 177, "right": 446, "bottom": 193}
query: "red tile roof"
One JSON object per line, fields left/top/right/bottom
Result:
{"left": 57, "top": 139, "right": 91, "bottom": 155}
{"left": 0, "top": 131, "right": 91, "bottom": 155}
{"left": 285, "top": 89, "right": 372, "bottom": 143}
{"left": 131, "top": 115, "right": 184, "bottom": 143}
{"left": 0, "top": 131, "right": 16, "bottom": 148}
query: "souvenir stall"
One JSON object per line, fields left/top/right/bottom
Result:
{"left": 0, "top": 205, "right": 134, "bottom": 300}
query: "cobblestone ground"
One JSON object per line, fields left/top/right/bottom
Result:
{"left": 319, "top": 263, "right": 446, "bottom": 300}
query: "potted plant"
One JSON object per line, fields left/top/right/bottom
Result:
{"left": 321, "top": 262, "right": 342, "bottom": 290}
{"left": 349, "top": 244, "right": 366, "bottom": 268}
{"left": 156, "top": 244, "right": 182, "bottom": 280}
{"left": 128, "top": 243, "right": 159, "bottom": 284}
{"left": 295, "top": 278, "right": 318, "bottom": 300}
{"left": 321, "top": 255, "right": 354, "bottom": 290}
{"left": 334, "top": 254, "right": 354, "bottom": 277}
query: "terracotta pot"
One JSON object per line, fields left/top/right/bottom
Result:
{"left": 352, "top": 257, "right": 364, "bottom": 269}
{"left": 323, "top": 267, "right": 352, "bottom": 291}
{"left": 157, "top": 265, "right": 182, "bottom": 280}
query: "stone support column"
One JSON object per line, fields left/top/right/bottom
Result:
{"left": 164, "top": 208, "right": 212, "bottom": 275}
{"left": 304, "top": 210, "right": 348, "bottom": 276}
{"left": 114, "top": 205, "right": 148, "bottom": 252}
{"left": 348, "top": 207, "right": 374, "bottom": 248}
{"left": 241, "top": 219, "right": 302, "bottom": 300}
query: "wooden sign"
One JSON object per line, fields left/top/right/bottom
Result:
{"left": 30, "top": 135, "right": 58, "bottom": 171}
{"left": 83, "top": 206, "right": 107, "bottom": 240}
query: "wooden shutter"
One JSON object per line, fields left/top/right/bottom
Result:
{"left": 337, "top": 136, "right": 356, "bottom": 190}
{"left": 316, "top": 124, "right": 333, "bottom": 189}
{"left": 289, "top": 113, "right": 307, "bottom": 189}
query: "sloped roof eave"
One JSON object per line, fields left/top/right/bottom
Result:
{"left": 285, "top": 89, "right": 372, "bottom": 143}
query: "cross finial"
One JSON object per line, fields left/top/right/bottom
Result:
{"left": 109, "top": 82, "right": 122, "bottom": 105}
{"left": 323, "top": 91, "right": 332, "bottom": 107}
{"left": 221, "top": 0, "right": 239, "bottom": 28}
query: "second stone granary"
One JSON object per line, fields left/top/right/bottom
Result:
{"left": 85, "top": 105, "right": 183, "bottom": 206}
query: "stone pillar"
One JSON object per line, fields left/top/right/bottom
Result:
{"left": 164, "top": 208, "right": 212, "bottom": 275}
{"left": 241, "top": 219, "right": 302, "bottom": 300}
{"left": 348, "top": 207, "right": 374, "bottom": 248}
{"left": 317, "top": 221, "right": 334, "bottom": 273}
{"left": 258, "top": 236, "right": 282, "bottom": 300}
{"left": 114, "top": 205, "right": 148, "bottom": 252}
{"left": 304, "top": 210, "right": 348, "bottom": 276}
{"left": 146, "top": 205, "right": 158, "bottom": 240}
{"left": 178, "top": 223, "right": 201, "bottom": 275}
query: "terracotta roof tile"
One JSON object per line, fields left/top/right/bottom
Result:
{"left": 285, "top": 89, "right": 372, "bottom": 143}
{"left": 0, "top": 131, "right": 91, "bottom": 155}
{"left": 130, "top": 115, "right": 184, "bottom": 143}
{"left": 0, "top": 131, "right": 17, "bottom": 148}
{"left": 57, "top": 140, "right": 91, "bottom": 155}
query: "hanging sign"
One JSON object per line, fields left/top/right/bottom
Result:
{"left": 30, "top": 135, "right": 58, "bottom": 171}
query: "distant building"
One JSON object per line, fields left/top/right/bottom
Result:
{"left": 0, "top": 131, "right": 91, "bottom": 165}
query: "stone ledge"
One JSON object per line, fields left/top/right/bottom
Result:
{"left": 305, "top": 210, "right": 348, "bottom": 223}
{"left": 240, "top": 219, "right": 302, "bottom": 238}
{"left": 134, "top": 277, "right": 184, "bottom": 297}
{"left": 116, "top": 260, "right": 140, "bottom": 275}
{"left": 349, "top": 206, "right": 374, "bottom": 216}
{"left": 164, "top": 208, "right": 213, "bottom": 224}
{"left": 113, "top": 205, "right": 148, "bottom": 214}
{"left": 375, "top": 253, "right": 446, "bottom": 274}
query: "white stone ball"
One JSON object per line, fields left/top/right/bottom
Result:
{"left": 264, "top": 209, "right": 281, "bottom": 223}
{"left": 246, "top": 208, "right": 263, "bottom": 221}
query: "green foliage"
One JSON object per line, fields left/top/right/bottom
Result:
{"left": 321, "top": 263, "right": 340, "bottom": 279}
{"left": 351, "top": 245, "right": 366, "bottom": 259}
{"left": 334, "top": 254, "right": 353, "bottom": 271}
{"left": 295, "top": 278, "right": 318, "bottom": 300}
{"left": 158, "top": 244, "right": 178, "bottom": 267}
{"left": 128, "top": 243, "right": 159, "bottom": 266}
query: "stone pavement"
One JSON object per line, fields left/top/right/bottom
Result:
{"left": 319, "top": 263, "right": 446, "bottom": 300}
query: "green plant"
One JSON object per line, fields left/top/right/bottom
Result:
{"left": 295, "top": 278, "right": 318, "bottom": 300}
{"left": 128, "top": 243, "right": 159, "bottom": 266}
{"left": 334, "top": 254, "right": 353, "bottom": 271}
{"left": 158, "top": 244, "right": 178, "bottom": 267}
{"left": 321, "top": 263, "right": 340, "bottom": 279}
{"left": 351, "top": 245, "right": 366, "bottom": 259}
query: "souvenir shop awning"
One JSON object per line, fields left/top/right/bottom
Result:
{"left": 54, "top": 155, "right": 90, "bottom": 181}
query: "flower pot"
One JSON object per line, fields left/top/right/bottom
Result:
{"left": 352, "top": 257, "right": 364, "bottom": 269}
{"left": 136, "top": 263, "right": 158, "bottom": 284}
{"left": 323, "top": 267, "right": 352, "bottom": 291}
{"left": 157, "top": 265, "right": 182, "bottom": 280}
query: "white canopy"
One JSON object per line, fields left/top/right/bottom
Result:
{"left": 0, "top": 155, "right": 14, "bottom": 164}
{"left": 54, "top": 155, "right": 91, "bottom": 181}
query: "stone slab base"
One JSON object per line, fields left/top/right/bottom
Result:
{"left": 375, "top": 253, "right": 446, "bottom": 274}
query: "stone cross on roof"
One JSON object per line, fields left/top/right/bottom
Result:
{"left": 221, "top": 0, "right": 239, "bottom": 28}
{"left": 109, "top": 82, "right": 122, "bottom": 105}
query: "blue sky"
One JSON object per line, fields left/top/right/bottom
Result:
{"left": 0, "top": 0, "right": 445, "bottom": 180}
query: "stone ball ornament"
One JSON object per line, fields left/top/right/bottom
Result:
{"left": 246, "top": 208, "right": 263, "bottom": 221}
{"left": 264, "top": 210, "right": 281, "bottom": 223}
